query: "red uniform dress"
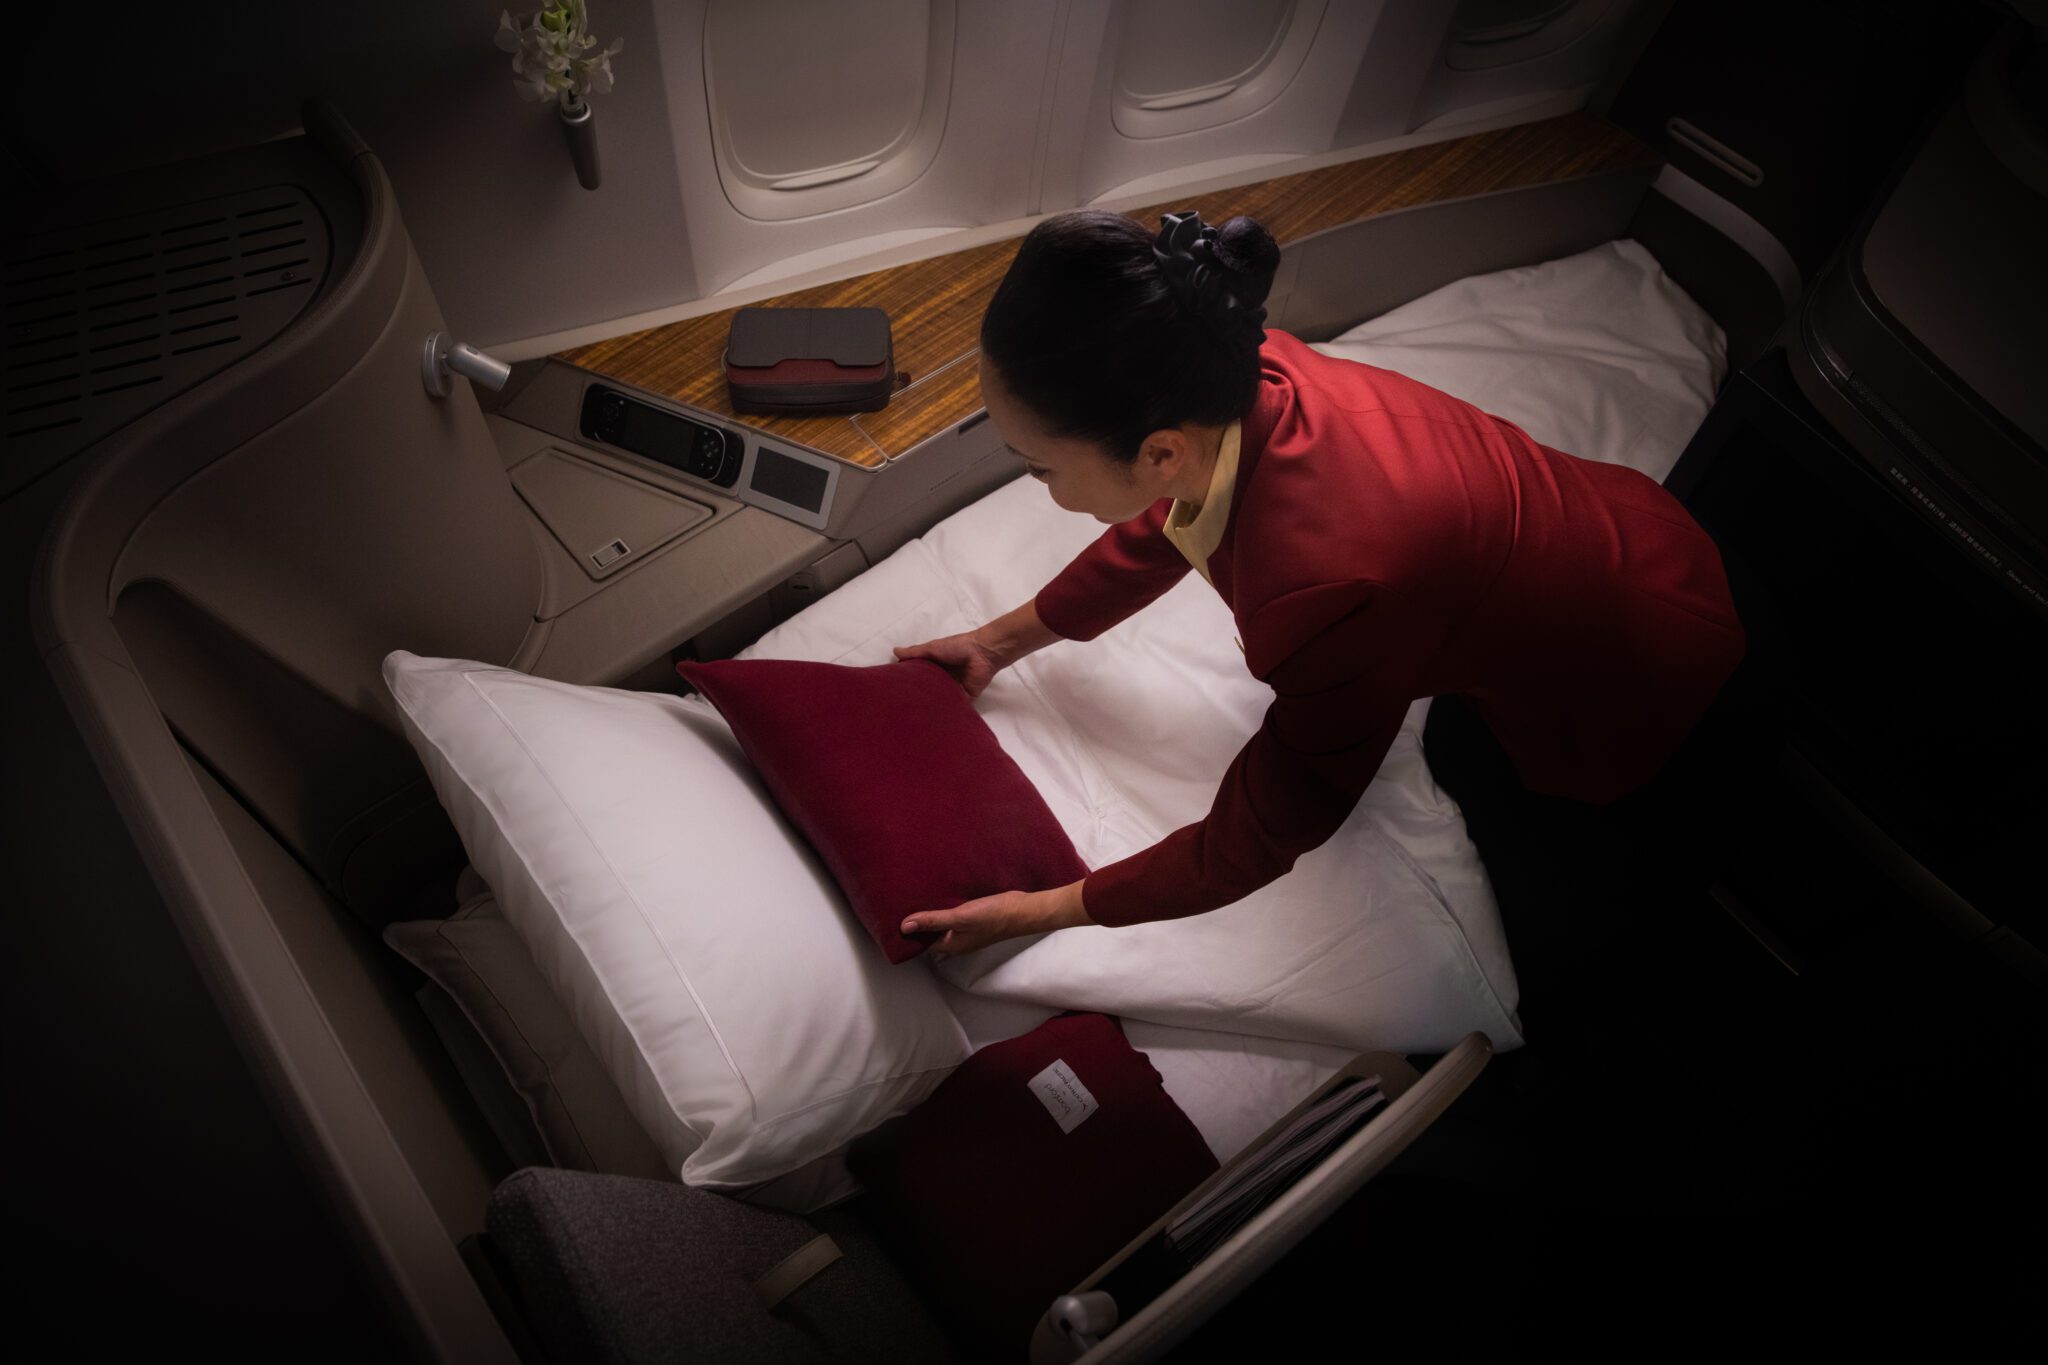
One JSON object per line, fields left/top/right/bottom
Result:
{"left": 1033, "top": 330, "right": 1745, "bottom": 928}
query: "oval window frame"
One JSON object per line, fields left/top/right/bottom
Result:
{"left": 702, "top": 0, "right": 959, "bottom": 222}
{"left": 1109, "top": 0, "right": 1330, "bottom": 141}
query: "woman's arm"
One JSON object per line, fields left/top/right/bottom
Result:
{"left": 902, "top": 580, "right": 1425, "bottom": 945}
{"left": 1032, "top": 497, "right": 1192, "bottom": 641}
{"left": 1084, "top": 579, "right": 1423, "bottom": 926}
{"left": 895, "top": 496, "right": 1192, "bottom": 694}
{"left": 979, "top": 598, "right": 1064, "bottom": 665}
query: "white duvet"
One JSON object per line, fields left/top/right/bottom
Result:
{"left": 729, "top": 241, "right": 1723, "bottom": 1081}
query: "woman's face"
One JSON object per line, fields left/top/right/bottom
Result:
{"left": 979, "top": 359, "right": 1162, "bottom": 524}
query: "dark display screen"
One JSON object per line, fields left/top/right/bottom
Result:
{"left": 581, "top": 385, "right": 740, "bottom": 486}
{"left": 750, "top": 448, "right": 829, "bottom": 512}
{"left": 616, "top": 399, "right": 696, "bottom": 459}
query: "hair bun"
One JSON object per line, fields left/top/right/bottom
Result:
{"left": 1151, "top": 209, "right": 1277, "bottom": 352}
{"left": 1209, "top": 216, "right": 1280, "bottom": 307}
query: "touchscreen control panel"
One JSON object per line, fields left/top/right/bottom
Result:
{"left": 574, "top": 380, "right": 843, "bottom": 532}
{"left": 580, "top": 384, "right": 743, "bottom": 488}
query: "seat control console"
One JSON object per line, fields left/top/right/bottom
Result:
{"left": 579, "top": 383, "right": 743, "bottom": 489}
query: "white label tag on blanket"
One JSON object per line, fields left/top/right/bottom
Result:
{"left": 1027, "top": 1058, "right": 1098, "bottom": 1134}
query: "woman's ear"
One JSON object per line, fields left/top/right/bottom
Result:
{"left": 1133, "top": 427, "right": 1193, "bottom": 491}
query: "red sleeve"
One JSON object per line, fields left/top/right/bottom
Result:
{"left": 1080, "top": 580, "right": 1421, "bottom": 927}
{"left": 1033, "top": 498, "right": 1192, "bottom": 642}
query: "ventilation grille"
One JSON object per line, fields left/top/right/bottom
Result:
{"left": 3, "top": 186, "right": 329, "bottom": 499}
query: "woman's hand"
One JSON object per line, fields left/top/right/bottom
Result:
{"left": 892, "top": 629, "right": 1006, "bottom": 700}
{"left": 894, "top": 599, "right": 1063, "bottom": 699}
{"left": 902, "top": 880, "right": 1094, "bottom": 955}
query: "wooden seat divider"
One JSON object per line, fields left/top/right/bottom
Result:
{"left": 556, "top": 114, "right": 1656, "bottom": 470}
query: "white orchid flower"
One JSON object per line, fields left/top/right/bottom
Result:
{"left": 496, "top": 1, "right": 624, "bottom": 109}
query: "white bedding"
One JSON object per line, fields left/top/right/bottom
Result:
{"left": 1317, "top": 238, "right": 1724, "bottom": 484}
{"left": 725, "top": 239, "right": 1724, "bottom": 1160}
{"left": 747, "top": 479, "right": 1524, "bottom": 1057}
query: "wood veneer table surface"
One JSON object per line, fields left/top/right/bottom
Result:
{"left": 557, "top": 114, "right": 1655, "bottom": 469}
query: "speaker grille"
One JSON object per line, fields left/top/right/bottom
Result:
{"left": 3, "top": 186, "right": 329, "bottom": 498}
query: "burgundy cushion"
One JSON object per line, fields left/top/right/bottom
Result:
{"left": 675, "top": 658, "right": 1090, "bottom": 964}
{"left": 846, "top": 1012, "right": 1219, "bottom": 1359}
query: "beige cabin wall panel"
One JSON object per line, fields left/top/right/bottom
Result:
{"left": 703, "top": 0, "right": 953, "bottom": 219}
{"left": 660, "top": 0, "right": 1058, "bottom": 293}
{"left": 18, "top": 1, "right": 1654, "bottom": 356}
{"left": 1112, "top": 0, "right": 1302, "bottom": 111}
{"left": 1410, "top": 0, "right": 1642, "bottom": 131}
{"left": 1043, "top": 0, "right": 1404, "bottom": 207}
{"left": 1040, "top": 0, "right": 1649, "bottom": 212}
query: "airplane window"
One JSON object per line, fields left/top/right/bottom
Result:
{"left": 703, "top": 0, "right": 956, "bottom": 221}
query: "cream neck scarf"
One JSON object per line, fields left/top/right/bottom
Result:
{"left": 1160, "top": 420, "right": 1241, "bottom": 585}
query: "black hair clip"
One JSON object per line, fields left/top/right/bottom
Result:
{"left": 1151, "top": 210, "right": 1219, "bottom": 307}
{"left": 1151, "top": 209, "right": 1268, "bottom": 347}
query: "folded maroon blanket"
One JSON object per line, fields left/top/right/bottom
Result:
{"left": 847, "top": 1012, "right": 1219, "bottom": 1359}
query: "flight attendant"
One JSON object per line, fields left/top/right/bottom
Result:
{"left": 895, "top": 209, "right": 1746, "bottom": 954}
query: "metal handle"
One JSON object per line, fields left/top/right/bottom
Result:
{"left": 1049, "top": 1292, "right": 1119, "bottom": 1354}
{"left": 421, "top": 332, "right": 512, "bottom": 398}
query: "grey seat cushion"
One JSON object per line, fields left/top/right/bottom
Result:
{"left": 486, "top": 1167, "right": 957, "bottom": 1365}
{"left": 385, "top": 871, "right": 867, "bottom": 1212}
{"left": 384, "top": 876, "right": 674, "bottom": 1180}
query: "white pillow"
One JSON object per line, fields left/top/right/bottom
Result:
{"left": 1311, "top": 239, "right": 1725, "bottom": 483}
{"left": 382, "top": 652, "right": 968, "bottom": 1197}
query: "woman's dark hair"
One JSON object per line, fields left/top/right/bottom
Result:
{"left": 979, "top": 209, "right": 1281, "bottom": 462}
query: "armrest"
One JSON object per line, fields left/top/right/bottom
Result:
{"left": 1031, "top": 1032, "right": 1494, "bottom": 1365}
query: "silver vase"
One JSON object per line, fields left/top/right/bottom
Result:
{"left": 559, "top": 96, "right": 601, "bottom": 190}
